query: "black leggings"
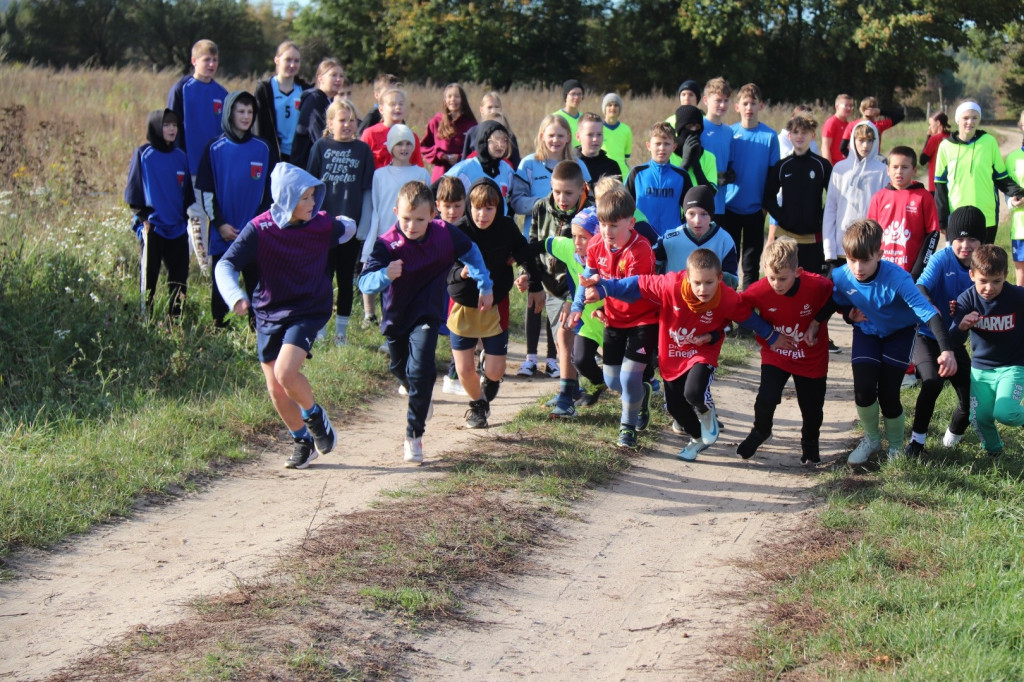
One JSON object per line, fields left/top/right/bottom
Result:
{"left": 911, "top": 337, "right": 971, "bottom": 435}
{"left": 664, "top": 364, "right": 715, "bottom": 439}
{"left": 572, "top": 334, "right": 604, "bottom": 386}
{"left": 142, "top": 232, "right": 189, "bottom": 316}
{"left": 852, "top": 362, "right": 906, "bottom": 418}
{"left": 753, "top": 364, "right": 826, "bottom": 443}
{"left": 525, "top": 306, "right": 557, "bottom": 358}
{"left": 332, "top": 238, "right": 363, "bottom": 317}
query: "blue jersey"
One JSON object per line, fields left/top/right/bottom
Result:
{"left": 168, "top": 76, "right": 228, "bottom": 176}
{"left": 625, "top": 161, "right": 692, "bottom": 237}
{"left": 726, "top": 122, "right": 779, "bottom": 215}
{"left": 656, "top": 222, "right": 738, "bottom": 276}
{"left": 832, "top": 259, "right": 939, "bottom": 338}
{"left": 124, "top": 144, "right": 193, "bottom": 240}
{"left": 447, "top": 157, "right": 516, "bottom": 206}
{"left": 701, "top": 118, "right": 732, "bottom": 214}
{"left": 271, "top": 77, "right": 303, "bottom": 156}
{"left": 195, "top": 135, "right": 271, "bottom": 256}
{"left": 508, "top": 155, "right": 591, "bottom": 236}
{"left": 915, "top": 247, "right": 973, "bottom": 341}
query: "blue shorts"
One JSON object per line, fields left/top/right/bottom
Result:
{"left": 1011, "top": 239, "right": 1024, "bottom": 262}
{"left": 257, "top": 317, "right": 326, "bottom": 363}
{"left": 449, "top": 328, "right": 509, "bottom": 355}
{"left": 850, "top": 325, "right": 916, "bottom": 369}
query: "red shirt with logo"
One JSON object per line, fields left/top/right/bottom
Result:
{"left": 586, "top": 231, "right": 658, "bottom": 328}
{"left": 867, "top": 182, "right": 939, "bottom": 273}
{"left": 630, "top": 271, "right": 753, "bottom": 380}
{"left": 741, "top": 272, "right": 833, "bottom": 378}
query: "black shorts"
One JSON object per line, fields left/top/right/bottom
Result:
{"left": 602, "top": 323, "right": 658, "bottom": 366}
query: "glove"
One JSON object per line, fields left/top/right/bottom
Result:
{"left": 679, "top": 134, "right": 703, "bottom": 170}
{"left": 822, "top": 259, "right": 841, "bottom": 279}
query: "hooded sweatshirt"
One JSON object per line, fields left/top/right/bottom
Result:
{"left": 448, "top": 178, "right": 540, "bottom": 307}
{"left": 822, "top": 120, "right": 886, "bottom": 259}
{"left": 934, "top": 129, "right": 1024, "bottom": 228}
{"left": 214, "top": 163, "right": 357, "bottom": 331}
{"left": 446, "top": 120, "right": 516, "bottom": 204}
{"left": 124, "top": 109, "right": 194, "bottom": 240}
{"left": 195, "top": 91, "right": 272, "bottom": 256}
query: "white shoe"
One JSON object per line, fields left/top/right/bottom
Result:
{"left": 544, "top": 358, "right": 560, "bottom": 378}
{"left": 901, "top": 373, "right": 918, "bottom": 390}
{"left": 887, "top": 446, "right": 905, "bottom": 461}
{"left": 403, "top": 436, "right": 423, "bottom": 464}
{"left": 671, "top": 419, "right": 686, "bottom": 435}
{"left": 848, "top": 436, "right": 881, "bottom": 464}
{"left": 517, "top": 359, "right": 538, "bottom": 377}
{"left": 379, "top": 342, "right": 389, "bottom": 353}
{"left": 698, "top": 406, "right": 720, "bottom": 445}
{"left": 398, "top": 384, "right": 409, "bottom": 396}
{"left": 942, "top": 429, "right": 963, "bottom": 448}
{"left": 442, "top": 375, "right": 468, "bottom": 396}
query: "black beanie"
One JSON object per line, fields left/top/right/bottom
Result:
{"left": 674, "top": 105, "right": 704, "bottom": 137}
{"left": 677, "top": 79, "right": 700, "bottom": 97}
{"left": 562, "top": 79, "right": 583, "bottom": 100}
{"left": 947, "top": 205, "right": 986, "bottom": 243}
{"left": 683, "top": 185, "right": 715, "bottom": 216}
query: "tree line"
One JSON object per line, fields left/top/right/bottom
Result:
{"left": 3, "top": 0, "right": 1024, "bottom": 108}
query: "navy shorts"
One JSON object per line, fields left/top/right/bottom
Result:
{"left": 850, "top": 325, "right": 916, "bottom": 370}
{"left": 257, "top": 317, "right": 326, "bottom": 363}
{"left": 449, "top": 328, "right": 509, "bottom": 356}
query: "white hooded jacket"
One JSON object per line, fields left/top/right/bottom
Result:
{"left": 822, "top": 120, "right": 887, "bottom": 259}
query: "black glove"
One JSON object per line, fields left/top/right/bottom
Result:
{"left": 722, "top": 168, "right": 737, "bottom": 184}
{"left": 679, "top": 134, "right": 703, "bottom": 170}
{"left": 822, "top": 259, "right": 841, "bottom": 279}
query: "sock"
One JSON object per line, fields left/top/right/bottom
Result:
{"left": 335, "top": 315, "right": 349, "bottom": 338}
{"left": 855, "top": 402, "right": 881, "bottom": 441}
{"left": 526, "top": 353, "right": 538, "bottom": 363}
{"left": 910, "top": 431, "right": 926, "bottom": 445}
{"left": 884, "top": 413, "right": 906, "bottom": 449}
{"left": 483, "top": 377, "right": 501, "bottom": 402}
{"left": 619, "top": 359, "right": 646, "bottom": 427}
{"left": 558, "top": 378, "right": 578, "bottom": 399}
{"left": 290, "top": 426, "right": 310, "bottom": 441}
{"left": 301, "top": 403, "right": 319, "bottom": 420}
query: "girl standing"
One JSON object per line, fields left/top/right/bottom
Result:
{"left": 253, "top": 40, "right": 308, "bottom": 170}
{"left": 291, "top": 58, "right": 345, "bottom": 170}
{"left": 421, "top": 83, "right": 477, "bottom": 182}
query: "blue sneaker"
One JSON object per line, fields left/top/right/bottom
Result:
{"left": 303, "top": 406, "right": 336, "bottom": 456}
{"left": 549, "top": 401, "right": 578, "bottom": 419}
{"left": 617, "top": 426, "right": 638, "bottom": 449}
{"left": 677, "top": 438, "right": 710, "bottom": 461}
{"left": 637, "top": 382, "right": 653, "bottom": 431}
{"left": 698, "top": 405, "right": 720, "bottom": 445}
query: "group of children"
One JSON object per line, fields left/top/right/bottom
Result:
{"left": 124, "top": 40, "right": 1024, "bottom": 468}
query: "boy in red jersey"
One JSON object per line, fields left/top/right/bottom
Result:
{"left": 738, "top": 237, "right": 837, "bottom": 464}
{"left": 569, "top": 187, "right": 658, "bottom": 449}
{"left": 583, "top": 248, "right": 795, "bottom": 461}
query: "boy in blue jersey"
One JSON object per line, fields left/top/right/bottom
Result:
{"left": 906, "top": 206, "right": 983, "bottom": 456}
{"left": 832, "top": 219, "right": 958, "bottom": 465}
{"left": 195, "top": 91, "right": 272, "bottom": 327}
{"left": 951, "top": 244, "right": 1024, "bottom": 457}
{"left": 215, "top": 163, "right": 357, "bottom": 469}
{"left": 626, "top": 122, "right": 694, "bottom": 237}
{"left": 655, "top": 186, "right": 738, "bottom": 286}
{"left": 701, "top": 77, "right": 733, "bottom": 218}
{"left": 359, "top": 181, "right": 492, "bottom": 464}
{"left": 167, "top": 39, "right": 228, "bottom": 178}
{"left": 721, "top": 83, "right": 780, "bottom": 290}
{"left": 124, "top": 109, "right": 195, "bottom": 317}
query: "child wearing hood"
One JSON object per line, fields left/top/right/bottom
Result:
{"left": 447, "top": 179, "right": 540, "bottom": 428}
{"left": 195, "top": 90, "right": 271, "bottom": 327}
{"left": 669, "top": 105, "right": 717, "bottom": 194}
{"left": 215, "top": 163, "right": 358, "bottom": 469}
{"left": 446, "top": 120, "right": 516, "bottom": 204}
{"left": 822, "top": 120, "right": 887, "bottom": 273}
{"left": 124, "top": 109, "right": 196, "bottom": 317}
{"left": 935, "top": 100, "right": 1024, "bottom": 244}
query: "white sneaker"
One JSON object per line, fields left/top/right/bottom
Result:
{"left": 517, "top": 359, "right": 538, "bottom": 377}
{"left": 887, "top": 446, "right": 905, "bottom": 461}
{"left": 698, "top": 406, "right": 720, "bottom": 445}
{"left": 398, "top": 384, "right": 409, "bottom": 396}
{"left": 544, "top": 358, "right": 560, "bottom": 378}
{"left": 442, "top": 375, "right": 468, "bottom": 396}
{"left": 901, "top": 373, "right": 918, "bottom": 390}
{"left": 848, "top": 436, "right": 881, "bottom": 464}
{"left": 671, "top": 419, "right": 686, "bottom": 435}
{"left": 379, "top": 342, "right": 389, "bottom": 353}
{"left": 403, "top": 436, "right": 423, "bottom": 464}
{"left": 942, "top": 429, "right": 964, "bottom": 448}
{"left": 677, "top": 438, "right": 709, "bottom": 461}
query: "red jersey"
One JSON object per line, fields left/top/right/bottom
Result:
{"left": 360, "top": 122, "right": 425, "bottom": 169}
{"left": 821, "top": 115, "right": 848, "bottom": 163}
{"left": 867, "top": 183, "right": 939, "bottom": 273}
{"left": 741, "top": 272, "right": 833, "bottom": 378}
{"left": 586, "top": 231, "right": 658, "bottom": 328}
{"left": 631, "top": 271, "right": 753, "bottom": 380}
{"left": 921, "top": 132, "right": 949, "bottom": 192}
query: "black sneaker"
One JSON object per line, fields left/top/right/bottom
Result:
{"left": 285, "top": 438, "right": 317, "bottom": 469}
{"left": 828, "top": 339, "right": 841, "bottom": 354}
{"left": 737, "top": 428, "right": 770, "bottom": 459}
{"left": 637, "top": 382, "right": 653, "bottom": 431}
{"left": 617, "top": 425, "right": 638, "bottom": 449}
{"left": 465, "top": 398, "right": 490, "bottom": 429}
{"left": 575, "top": 383, "right": 606, "bottom": 407}
{"left": 303, "top": 406, "right": 337, "bottom": 455}
{"left": 904, "top": 440, "right": 925, "bottom": 458}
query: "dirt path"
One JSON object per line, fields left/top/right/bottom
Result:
{"left": 0, "top": 327, "right": 858, "bottom": 680}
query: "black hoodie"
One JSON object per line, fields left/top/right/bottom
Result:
{"left": 447, "top": 178, "right": 540, "bottom": 307}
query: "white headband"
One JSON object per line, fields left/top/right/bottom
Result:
{"left": 955, "top": 101, "right": 981, "bottom": 121}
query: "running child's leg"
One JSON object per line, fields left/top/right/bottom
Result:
{"left": 664, "top": 373, "right": 700, "bottom": 440}
{"left": 945, "top": 345, "right": 973, "bottom": 441}
{"left": 992, "top": 365, "right": 1024, "bottom": 428}
{"left": 970, "top": 367, "right": 1001, "bottom": 453}
{"left": 849, "top": 327, "right": 885, "bottom": 463}
{"left": 794, "top": 373, "right": 826, "bottom": 463}
{"left": 683, "top": 362, "right": 719, "bottom": 445}
{"left": 404, "top": 320, "right": 439, "bottom": 439}
{"left": 738, "top": 364, "right": 788, "bottom": 459}
{"left": 877, "top": 327, "right": 916, "bottom": 455}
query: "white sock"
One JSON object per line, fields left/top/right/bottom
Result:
{"left": 910, "top": 431, "right": 926, "bottom": 445}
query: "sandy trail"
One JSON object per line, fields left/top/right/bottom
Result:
{"left": 0, "top": 324, "right": 858, "bottom": 680}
